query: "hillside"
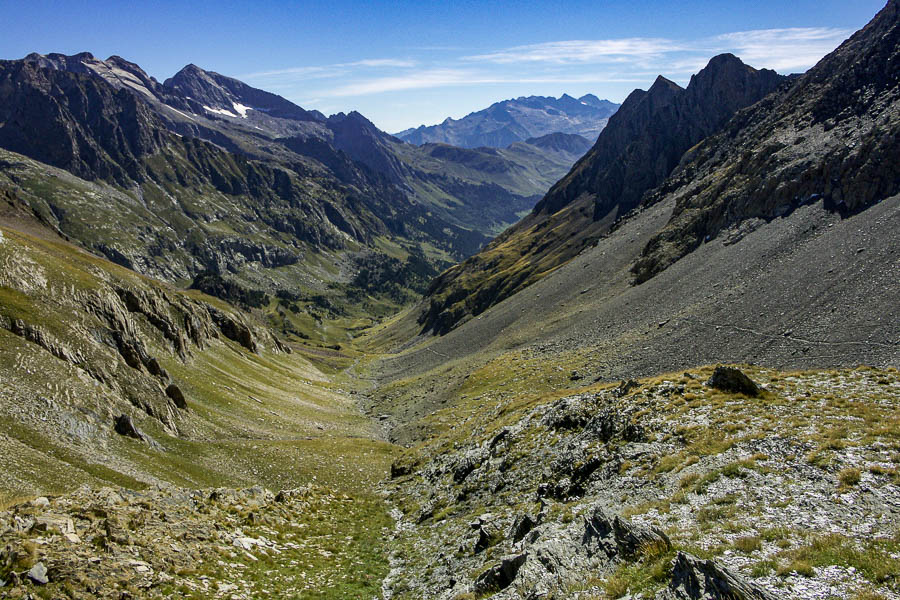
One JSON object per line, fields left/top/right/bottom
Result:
{"left": 396, "top": 93, "right": 619, "bottom": 147}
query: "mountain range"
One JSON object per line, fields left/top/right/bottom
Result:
{"left": 396, "top": 93, "right": 620, "bottom": 148}
{"left": 0, "top": 51, "right": 594, "bottom": 319}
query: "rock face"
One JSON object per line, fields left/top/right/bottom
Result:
{"left": 163, "top": 63, "right": 323, "bottom": 122}
{"left": 0, "top": 57, "right": 166, "bottom": 184}
{"left": 535, "top": 54, "right": 785, "bottom": 221}
{"left": 417, "top": 54, "right": 786, "bottom": 334}
{"left": 396, "top": 93, "right": 620, "bottom": 148}
{"left": 633, "top": 0, "right": 900, "bottom": 282}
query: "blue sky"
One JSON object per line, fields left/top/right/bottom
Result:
{"left": 1, "top": 1, "right": 886, "bottom": 132}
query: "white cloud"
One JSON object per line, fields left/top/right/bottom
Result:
{"left": 465, "top": 38, "right": 680, "bottom": 64}
{"left": 244, "top": 58, "right": 417, "bottom": 80}
{"left": 316, "top": 68, "right": 651, "bottom": 98}
{"left": 714, "top": 27, "right": 850, "bottom": 71}
{"left": 460, "top": 27, "right": 848, "bottom": 73}
{"left": 322, "top": 69, "right": 491, "bottom": 96}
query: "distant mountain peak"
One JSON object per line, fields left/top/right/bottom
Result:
{"left": 396, "top": 93, "right": 620, "bottom": 148}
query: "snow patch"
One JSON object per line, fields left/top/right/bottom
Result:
{"left": 232, "top": 102, "right": 253, "bottom": 118}
{"left": 203, "top": 105, "right": 239, "bottom": 118}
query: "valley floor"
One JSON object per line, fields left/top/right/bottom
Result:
{"left": 0, "top": 219, "right": 898, "bottom": 600}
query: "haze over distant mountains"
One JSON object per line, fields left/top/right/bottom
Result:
{"left": 396, "top": 93, "right": 620, "bottom": 148}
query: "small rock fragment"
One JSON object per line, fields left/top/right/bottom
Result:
{"left": 28, "top": 562, "right": 48, "bottom": 585}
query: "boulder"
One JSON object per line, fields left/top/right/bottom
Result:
{"left": 145, "top": 357, "right": 169, "bottom": 380}
{"left": 165, "top": 383, "right": 188, "bottom": 409}
{"left": 31, "top": 515, "right": 75, "bottom": 536}
{"left": 473, "top": 552, "right": 527, "bottom": 593}
{"left": 510, "top": 513, "right": 537, "bottom": 543}
{"left": 582, "top": 506, "right": 670, "bottom": 560}
{"left": 706, "top": 366, "right": 760, "bottom": 396}
{"left": 114, "top": 414, "right": 146, "bottom": 442}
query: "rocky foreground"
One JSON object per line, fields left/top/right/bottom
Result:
{"left": 1, "top": 365, "right": 897, "bottom": 600}
{"left": 384, "top": 366, "right": 900, "bottom": 599}
{"left": 0, "top": 485, "right": 389, "bottom": 599}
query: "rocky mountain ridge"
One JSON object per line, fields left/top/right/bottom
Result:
{"left": 633, "top": 0, "right": 900, "bottom": 282}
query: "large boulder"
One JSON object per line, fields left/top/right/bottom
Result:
{"left": 706, "top": 366, "right": 760, "bottom": 397}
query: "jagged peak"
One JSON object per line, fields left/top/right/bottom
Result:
{"left": 649, "top": 75, "right": 683, "bottom": 93}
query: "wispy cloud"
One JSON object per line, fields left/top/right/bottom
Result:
{"left": 244, "top": 58, "right": 416, "bottom": 80}
{"left": 317, "top": 68, "right": 652, "bottom": 98}
{"left": 465, "top": 38, "right": 678, "bottom": 64}
{"left": 459, "top": 27, "right": 848, "bottom": 73}
{"left": 322, "top": 69, "right": 493, "bottom": 96}
{"left": 714, "top": 27, "right": 850, "bottom": 71}
{"left": 252, "top": 25, "right": 850, "bottom": 130}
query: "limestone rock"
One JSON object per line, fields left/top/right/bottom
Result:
{"left": 657, "top": 552, "right": 777, "bottom": 600}
{"left": 32, "top": 515, "right": 75, "bottom": 535}
{"left": 473, "top": 552, "right": 527, "bottom": 593}
{"left": 27, "top": 562, "right": 48, "bottom": 585}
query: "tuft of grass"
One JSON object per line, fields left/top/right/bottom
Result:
{"left": 602, "top": 543, "right": 675, "bottom": 599}
{"left": 838, "top": 467, "right": 862, "bottom": 489}
{"left": 777, "top": 533, "right": 900, "bottom": 587}
{"left": 750, "top": 559, "right": 776, "bottom": 577}
{"left": 734, "top": 535, "right": 762, "bottom": 553}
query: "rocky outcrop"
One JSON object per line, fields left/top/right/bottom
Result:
{"left": 658, "top": 552, "right": 778, "bottom": 600}
{"left": 3, "top": 317, "right": 85, "bottom": 365}
{"left": 473, "top": 552, "right": 526, "bottom": 594}
{"left": 384, "top": 366, "right": 900, "bottom": 599}
{"left": 657, "top": 552, "right": 778, "bottom": 600}
{"left": 209, "top": 307, "right": 257, "bottom": 353}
